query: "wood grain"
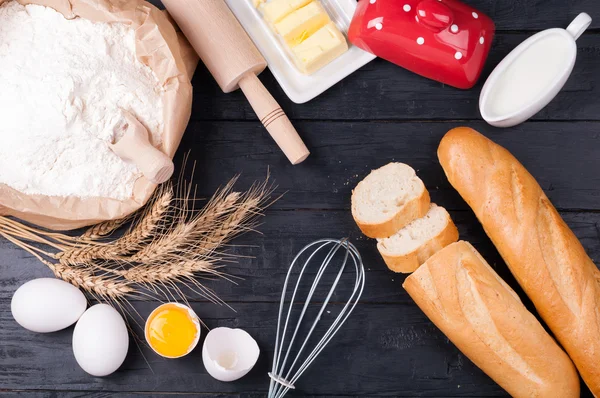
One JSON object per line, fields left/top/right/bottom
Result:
{"left": 161, "top": 0, "right": 266, "bottom": 92}
{"left": 1, "top": 210, "right": 598, "bottom": 307}
{"left": 186, "top": 34, "right": 600, "bottom": 122}
{"left": 0, "top": 301, "right": 511, "bottom": 396}
{"left": 238, "top": 74, "right": 310, "bottom": 164}
{"left": 173, "top": 120, "right": 600, "bottom": 211}
{"left": 148, "top": 0, "right": 600, "bottom": 31}
{"left": 1, "top": 0, "right": 599, "bottom": 396}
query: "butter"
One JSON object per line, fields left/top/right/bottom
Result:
{"left": 253, "top": 0, "right": 266, "bottom": 8}
{"left": 274, "top": 2, "right": 330, "bottom": 47}
{"left": 291, "top": 22, "right": 348, "bottom": 74}
{"left": 263, "top": 0, "right": 312, "bottom": 24}
{"left": 260, "top": 0, "right": 347, "bottom": 74}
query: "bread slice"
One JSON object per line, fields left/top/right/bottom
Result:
{"left": 351, "top": 163, "right": 430, "bottom": 238}
{"left": 377, "top": 204, "right": 458, "bottom": 273}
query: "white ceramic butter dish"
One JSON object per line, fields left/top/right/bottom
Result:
{"left": 480, "top": 13, "right": 592, "bottom": 128}
{"left": 225, "top": 0, "right": 376, "bottom": 104}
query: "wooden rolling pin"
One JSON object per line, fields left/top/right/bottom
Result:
{"left": 162, "top": 0, "right": 310, "bottom": 165}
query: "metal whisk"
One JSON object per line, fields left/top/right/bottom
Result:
{"left": 267, "top": 238, "right": 366, "bottom": 398}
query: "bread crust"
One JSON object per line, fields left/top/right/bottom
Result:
{"left": 403, "top": 241, "right": 580, "bottom": 398}
{"left": 438, "top": 127, "right": 599, "bottom": 394}
{"left": 352, "top": 187, "right": 430, "bottom": 239}
{"left": 377, "top": 211, "right": 459, "bottom": 273}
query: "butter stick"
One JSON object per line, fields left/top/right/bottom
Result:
{"left": 263, "top": 0, "right": 312, "bottom": 24}
{"left": 274, "top": 2, "right": 330, "bottom": 47}
{"left": 291, "top": 22, "right": 348, "bottom": 74}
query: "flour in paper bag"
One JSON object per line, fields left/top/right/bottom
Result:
{"left": 0, "top": 1, "right": 165, "bottom": 200}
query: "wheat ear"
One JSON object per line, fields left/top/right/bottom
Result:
{"left": 56, "top": 185, "right": 173, "bottom": 265}
{"left": 128, "top": 191, "right": 240, "bottom": 263}
{"left": 80, "top": 218, "right": 128, "bottom": 241}
{"left": 48, "top": 262, "right": 134, "bottom": 300}
{"left": 0, "top": 172, "right": 276, "bottom": 304}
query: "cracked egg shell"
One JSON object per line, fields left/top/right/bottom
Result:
{"left": 145, "top": 302, "right": 201, "bottom": 359}
{"left": 202, "top": 327, "right": 260, "bottom": 382}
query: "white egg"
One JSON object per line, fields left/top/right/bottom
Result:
{"left": 11, "top": 278, "right": 87, "bottom": 333}
{"left": 72, "top": 304, "right": 129, "bottom": 377}
{"left": 202, "top": 327, "right": 260, "bottom": 382}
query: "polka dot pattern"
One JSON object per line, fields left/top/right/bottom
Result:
{"left": 361, "top": 2, "right": 490, "bottom": 73}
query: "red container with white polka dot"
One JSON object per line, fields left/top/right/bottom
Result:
{"left": 348, "top": 0, "right": 495, "bottom": 89}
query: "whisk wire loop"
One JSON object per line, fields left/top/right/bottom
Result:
{"left": 269, "top": 240, "right": 342, "bottom": 395}
{"left": 267, "top": 238, "right": 366, "bottom": 398}
{"left": 276, "top": 241, "right": 348, "bottom": 386}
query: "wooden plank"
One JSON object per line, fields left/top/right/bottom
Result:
{"left": 149, "top": 0, "right": 600, "bottom": 31}
{"left": 173, "top": 120, "right": 600, "bottom": 211}
{"left": 185, "top": 33, "right": 600, "bottom": 122}
{"left": 2, "top": 210, "right": 599, "bottom": 307}
{"left": 0, "top": 301, "right": 513, "bottom": 396}
{"left": 2, "top": 1, "right": 599, "bottom": 396}
{"left": 0, "top": 394, "right": 262, "bottom": 397}
{"left": 191, "top": 32, "right": 600, "bottom": 122}
{"left": 0, "top": 394, "right": 252, "bottom": 397}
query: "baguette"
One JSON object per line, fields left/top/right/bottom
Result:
{"left": 377, "top": 204, "right": 458, "bottom": 273}
{"left": 351, "top": 162, "right": 430, "bottom": 238}
{"left": 403, "top": 241, "right": 579, "bottom": 398}
{"left": 438, "top": 127, "right": 600, "bottom": 394}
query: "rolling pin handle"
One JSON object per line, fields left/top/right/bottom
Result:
{"left": 238, "top": 74, "right": 310, "bottom": 165}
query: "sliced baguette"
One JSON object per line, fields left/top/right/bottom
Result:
{"left": 351, "top": 163, "right": 430, "bottom": 238}
{"left": 377, "top": 204, "right": 458, "bottom": 273}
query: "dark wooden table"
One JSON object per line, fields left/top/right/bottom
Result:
{"left": 1, "top": 0, "right": 599, "bottom": 396}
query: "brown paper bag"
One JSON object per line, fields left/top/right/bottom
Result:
{"left": 0, "top": 0, "right": 196, "bottom": 230}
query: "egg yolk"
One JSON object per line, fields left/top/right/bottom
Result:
{"left": 147, "top": 304, "right": 199, "bottom": 358}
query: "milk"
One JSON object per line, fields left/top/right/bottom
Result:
{"left": 486, "top": 35, "right": 572, "bottom": 118}
{"left": 479, "top": 12, "right": 590, "bottom": 128}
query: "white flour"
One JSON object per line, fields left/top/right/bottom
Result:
{"left": 0, "top": 1, "right": 164, "bottom": 200}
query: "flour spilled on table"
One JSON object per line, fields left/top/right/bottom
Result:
{"left": 0, "top": 1, "right": 164, "bottom": 200}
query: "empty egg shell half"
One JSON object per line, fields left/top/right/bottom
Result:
{"left": 202, "top": 327, "right": 260, "bottom": 382}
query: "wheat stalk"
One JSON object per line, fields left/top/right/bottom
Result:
{"left": 0, "top": 174, "right": 275, "bottom": 305}
{"left": 0, "top": 229, "right": 133, "bottom": 300}
{"left": 118, "top": 258, "right": 228, "bottom": 305}
{"left": 128, "top": 191, "right": 240, "bottom": 263}
{"left": 55, "top": 185, "right": 174, "bottom": 265}
{"left": 0, "top": 216, "right": 79, "bottom": 247}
